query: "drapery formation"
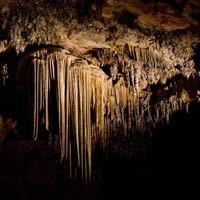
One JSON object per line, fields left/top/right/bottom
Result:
{"left": 31, "top": 49, "right": 110, "bottom": 182}
{"left": 17, "top": 49, "right": 188, "bottom": 182}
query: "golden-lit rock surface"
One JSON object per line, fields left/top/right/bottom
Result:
{"left": 0, "top": 1, "right": 199, "bottom": 72}
{"left": 0, "top": 0, "right": 199, "bottom": 52}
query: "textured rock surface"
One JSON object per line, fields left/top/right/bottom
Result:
{"left": 1, "top": 0, "right": 200, "bottom": 82}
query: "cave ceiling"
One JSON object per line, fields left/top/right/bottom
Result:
{"left": 0, "top": 0, "right": 200, "bottom": 79}
{"left": 0, "top": 0, "right": 199, "bottom": 96}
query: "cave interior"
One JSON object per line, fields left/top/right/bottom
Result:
{"left": 0, "top": 0, "right": 200, "bottom": 200}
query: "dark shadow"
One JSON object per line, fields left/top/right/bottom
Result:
{"left": 0, "top": 48, "right": 18, "bottom": 118}
{"left": 100, "top": 101, "right": 199, "bottom": 200}
{"left": 114, "top": 9, "right": 138, "bottom": 28}
{"left": 194, "top": 43, "right": 200, "bottom": 72}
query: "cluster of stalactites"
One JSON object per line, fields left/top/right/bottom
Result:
{"left": 102, "top": 80, "right": 187, "bottom": 135}
{"left": 32, "top": 49, "right": 115, "bottom": 182}
{"left": 122, "top": 44, "right": 196, "bottom": 84}
{"left": 32, "top": 50, "right": 91, "bottom": 182}
{"left": 92, "top": 44, "right": 192, "bottom": 91}
{"left": 31, "top": 49, "right": 189, "bottom": 182}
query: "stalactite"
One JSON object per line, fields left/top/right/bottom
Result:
{"left": 44, "top": 58, "right": 49, "bottom": 131}
{"left": 33, "top": 57, "right": 37, "bottom": 140}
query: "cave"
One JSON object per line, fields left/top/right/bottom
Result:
{"left": 0, "top": 1, "right": 200, "bottom": 200}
